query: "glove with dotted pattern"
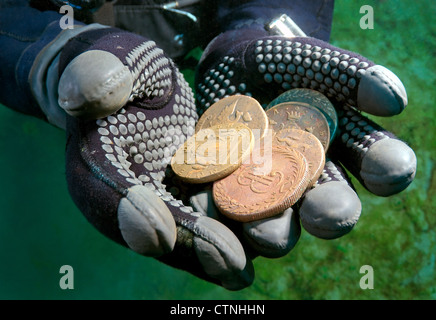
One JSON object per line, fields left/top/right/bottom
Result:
{"left": 52, "top": 27, "right": 258, "bottom": 290}
{"left": 194, "top": 28, "right": 416, "bottom": 242}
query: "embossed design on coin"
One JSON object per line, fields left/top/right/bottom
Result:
{"left": 266, "top": 101, "right": 330, "bottom": 151}
{"left": 237, "top": 169, "right": 284, "bottom": 194}
{"left": 268, "top": 88, "right": 338, "bottom": 141}
{"left": 171, "top": 122, "right": 254, "bottom": 183}
{"left": 196, "top": 95, "right": 268, "bottom": 140}
{"left": 273, "top": 128, "right": 326, "bottom": 187}
{"left": 213, "top": 145, "right": 309, "bottom": 222}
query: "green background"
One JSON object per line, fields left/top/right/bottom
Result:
{"left": 0, "top": 0, "right": 435, "bottom": 299}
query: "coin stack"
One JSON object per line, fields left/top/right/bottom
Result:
{"left": 171, "top": 88, "right": 337, "bottom": 222}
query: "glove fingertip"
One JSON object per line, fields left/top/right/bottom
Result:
{"left": 118, "top": 185, "right": 177, "bottom": 257}
{"left": 357, "top": 65, "right": 407, "bottom": 116}
{"left": 58, "top": 50, "right": 133, "bottom": 120}
{"left": 242, "top": 207, "right": 301, "bottom": 258}
{"left": 193, "top": 216, "right": 254, "bottom": 290}
{"left": 300, "top": 181, "right": 362, "bottom": 239}
{"left": 360, "top": 138, "right": 417, "bottom": 196}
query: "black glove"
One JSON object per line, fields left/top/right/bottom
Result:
{"left": 1, "top": 5, "right": 256, "bottom": 290}
{"left": 195, "top": 19, "right": 416, "bottom": 243}
{"left": 0, "top": 3, "right": 416, "bottom": 292}
{"left": 29, "top": 25, "right": 257, "bottom": 290}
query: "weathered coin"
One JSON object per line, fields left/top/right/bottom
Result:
{"left": 266, "top": 101, "right": 330, "bottom": 151}
{"left": 171, "top": 122, "right": 254, "bottom": 184}
{"left": 196, "top": 95, "right": 268, "bottom": 141}
{"left": 213, "top": 145, "right": 309, "bottom": 222}
{"left": 267, "top": 88, "right": 338, "bottom": 142}
{"left": 273, "top": 128, "right": 326, "bottom": 187}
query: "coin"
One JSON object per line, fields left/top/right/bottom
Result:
{"left": 213, "top": 145, "right": 309, "bottom": 222}
{"left": 171, "top": 122, "right": 254, "bottom": 184}
{"left": 196, "top": 95, "right": 269, "bottom": 141}
{"left": 273, "top": 128, "right": 326, "bottom": 187}
{"left": 266, "top": 101, "right": 330, "bottom": 151}
{"left": 267, "top": 88, "right": 338, "bottom": 142}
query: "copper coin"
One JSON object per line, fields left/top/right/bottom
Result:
{"left": 273, "top": 128, "right": 326, "bottom": 187}
{"left": 267, "top": 88, "right": 338, "bottom": 142}
{"left": 196, "top": 95, "right": 268, "bottom": 141}
{"left": 213, "top": 145, "right": 309, "bottom": 222}
{"left": 266, "top": 101, "right": 330, "bottom": 151}
{"left": 171, "top": 122, "right": 254, "bottom": 184}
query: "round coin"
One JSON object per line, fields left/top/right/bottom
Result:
{"left": 266, "top": 101, "right": 330, "bottom": 151}
{"left": 171, "top": 122, "right": 254, "bottom": 184}
{"left": 267, "top": 88, "right": 338, "bottom": 142}
{"left": 213, "top": 145, "right": 309, "bottom": 222}
{"left": 196, "top": 95, "right": 268, "bottom": 141}
{"left": 273, "top": 128, "right": 326, "bottom": 187}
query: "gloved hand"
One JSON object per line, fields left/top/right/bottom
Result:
{"left": 48, "top": 26, "right": 256, "bottom": 290}
{"left": 0, "top": 7, "right": 256, "bottom": 290}
{"left": 2, "top": 4, "right": 416, "bottom": 291}
{"left": 195, "top": 22, "right": 417, "bottom": 253}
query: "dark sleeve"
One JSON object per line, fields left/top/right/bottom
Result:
{"left": 0, "top": 4, "right": 67, "bottom": 118}
{"left": 204, "top": 0, "right": 335, "bottom": 42}
{"left": 0, "top": 0, "right": 30, "bottom": 8}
